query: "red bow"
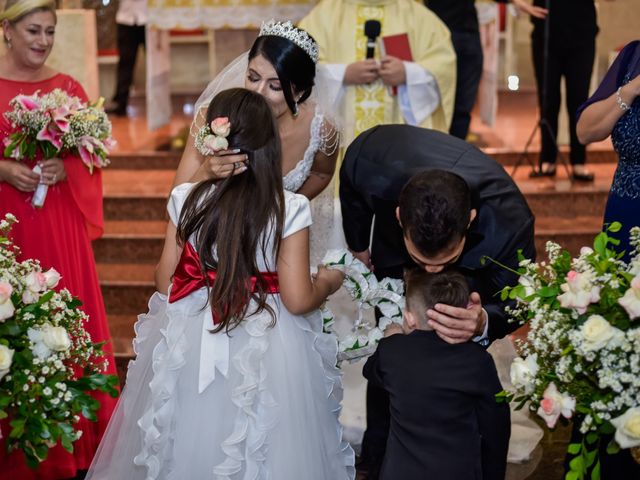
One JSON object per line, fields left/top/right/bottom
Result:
{"left": 168, "top": 242, "right": 279, "bottom": 324}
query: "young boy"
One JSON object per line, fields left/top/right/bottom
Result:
{"left": 363, "top": 268, "right": 510, "bottom": 479}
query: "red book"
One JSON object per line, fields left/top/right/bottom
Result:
{"left": 381, "top": 33, "right": 413, "bottom": 95}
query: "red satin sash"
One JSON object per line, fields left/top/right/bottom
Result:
{"left": 168, "top": 242, "right": 279, "bottom": 324}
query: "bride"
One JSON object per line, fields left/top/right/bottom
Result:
{"left": 170, "top": 20, "right": 342, "bottom": 270}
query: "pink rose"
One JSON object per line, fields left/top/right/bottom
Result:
{"left": 557, "top": 270, "right": 600, "bottom": 314}
{"left": 0, "top": 282, "right": 14, "bottom": 322}
{"left": 210, "top": 117, "right": 231, "bottom": 137}
{"left": 537, "top": 382, "right": 575, "bottom": 428}
{"left": 43, "top": 268, "right": 61, "bottom": 289}
{"left": 619, "top": 276, "right": 640, "bottom": 320}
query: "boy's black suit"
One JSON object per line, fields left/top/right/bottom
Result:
{"left": 363, "top": 330, "right": 510, "bottom": 480}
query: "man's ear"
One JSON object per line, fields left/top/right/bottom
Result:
{"left": 468, "top": 208, "right": 477, "bottom": 227}
{"left": 404, "top": 310, "right": 417, "bottom": 330}
{"left": 395, "top": 206, "right": 402, "bottom": 227}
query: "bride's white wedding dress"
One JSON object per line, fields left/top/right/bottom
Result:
{"left": 86, "top": 184, "right": 355, "bottom": 480}
{"left": 282, "top": 105, "right": 343, "bottom": 266}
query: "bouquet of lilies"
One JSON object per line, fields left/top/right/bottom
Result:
{"left": 0, "top": 214, "right": 119, "bottom": 467}
{"left": 3, "top": 88, "right": 114, "bottom": 173}
{"left": 497, "top": 223, "right": 640, "bottom": 479}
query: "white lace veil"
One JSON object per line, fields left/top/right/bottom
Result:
{"left": 191, "top": 51, "right": 342, "bottom": 156}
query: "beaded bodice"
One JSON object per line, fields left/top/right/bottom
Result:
{"left": 610, "top": 73, "right": 640, "bottom": 199}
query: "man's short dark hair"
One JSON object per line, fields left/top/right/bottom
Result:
{"left": 398, "top": 170, "right": 471, "bottom": 256}
{"left": 404, "top": 268, "right": 470, "bottom": 325}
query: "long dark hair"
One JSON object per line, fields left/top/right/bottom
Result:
{"left": 177, "top": 88, "right": 284, "bottom": 333}
{"left": 249, "top": 33, "right": 316, "bottom": 114}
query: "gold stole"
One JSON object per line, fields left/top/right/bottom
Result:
{"left": 354, "top": 6, "right": 386, "bottom": 137}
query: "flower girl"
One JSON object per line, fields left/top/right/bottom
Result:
{"left": 86, "top": 88, "right": 355, "bottom": 479}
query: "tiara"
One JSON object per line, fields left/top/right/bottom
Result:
{"left": 259, "top": 20, "right": 319, "bottom": 64}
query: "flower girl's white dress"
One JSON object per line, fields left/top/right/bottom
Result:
{"left": 86, "top": 184, "right": 355, "bottom": 480}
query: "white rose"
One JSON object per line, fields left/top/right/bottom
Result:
{"left": 610, "top": 408, "right": 640, "bottom": 449}
{"left": 25, "top": 271, "right": 47, "bottom": 293}
{"left": 510, "top": 354, "right": 539, "bottom": 394}
{"left": 629, "top": 259, "right": 640, "bottom": 276}
{"left": 0, "top": 344, "right": 14, "bottom": 380}
{"left": 204, "top": 134, "right": 228, "bottom": 152}
{"left": 42, "top": 324, "right": 71, "bottom": 352}
{"left": 21, "top": 289, "right": 39, "bottom": 305}
{"left": 579, "top": 246, "right": 594, "bottom": 256}
{"left": 0, "top": 282, "right": 14, "bottom": 322}
{"left": 619, "top": 276, "right": 640, "bottom": 320}
{"left": 43, "top": 268, "right": 61, "bottom": 288}
{"left": 581, "top": 315, "right": 620, "bottom": 351}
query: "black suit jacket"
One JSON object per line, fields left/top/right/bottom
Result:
{"left": 339, "top": 125, "right": 536, "bottom": 340}
{"left": 363, "top": 331, "right": 510, "bottom": 480}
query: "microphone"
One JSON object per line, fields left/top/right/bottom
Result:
{"left": 364, "top": 20, "right": 381, "bottom": 59}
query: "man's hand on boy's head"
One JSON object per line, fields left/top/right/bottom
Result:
{"left": 425, "top": 292, "right": 487, "bottom": 344}
{"left": 383, "top": 324, "right": 404, "bottom": 338}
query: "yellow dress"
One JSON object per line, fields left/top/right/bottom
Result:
{"left": 299, "top": 0, "right": 456, "bottom": 145}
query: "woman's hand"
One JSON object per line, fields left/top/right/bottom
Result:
{"left": 194, "top": 149, "right": 248, "bottom": 182}
{"left": 0, "top": 161, "right": 40, "bottom": 191}
{"left": 512, "top": 0, "right": 548, "bottom": 19}
{"left": 39, "top": 158, "right": 67, "bottom": 185}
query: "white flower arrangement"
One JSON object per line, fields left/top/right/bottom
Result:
{"left": 495, "top": 223, "right": 640, "bottom": 478}
{"left": 0, "top": 214, "right": 118, "bottom": 468}
{"left": 321, "top": 249, "right": 404, "bottom": 362}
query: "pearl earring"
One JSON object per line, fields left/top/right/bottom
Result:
{"left": 293, "top": 102, "right": 299, "bottom": 117}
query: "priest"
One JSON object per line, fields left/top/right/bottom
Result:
{"left": 299, "top": 0, "right": 457, "bottom": 145}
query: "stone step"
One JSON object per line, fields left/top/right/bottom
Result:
{"left": 94, "top": 220, "right": 166, "bottom": 263}
{"left": 108, "top": 151, "right": 181, "bottom": 170}
{"left": 534, "top": 215, "right": 602, "bottom": 256}
{"left": 485, "top": 146, "right": 616, "bottom": 167}
{"left": 105, "top": 146, "right": 616, "bottom": 172}
{"left": 97, "top": 263, "right": 156, "bottom": 315}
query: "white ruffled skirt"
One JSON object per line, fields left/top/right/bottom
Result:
{"left": 86, "top": 291, "right": 355, "bottom": 480}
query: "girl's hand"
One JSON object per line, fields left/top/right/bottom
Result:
{"left": 314, "top": 265, "right": 345, "bottom": 296}
{"left": 39, "top": 158, "right": 67, "bottom": 185}
{"left": 198, "top": 149, "right": 248, "bottom": 180}
{"left": 0, "top": 161, "right": 40, "bottom": 191}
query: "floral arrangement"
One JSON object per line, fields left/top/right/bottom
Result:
{"left": 321, "top": 250, "right": 404, "bottom": 362}
{"left": 498, "top": 223, "right": 640, "bottom": 478}
{"left": 194, "top": 117, "right": 231, "bottom": 156}
{"left": 3, "top": 88, "right": 114, "bottom": 173}
{"left": 0, "top": 214, "right": 119, "bottom": 467}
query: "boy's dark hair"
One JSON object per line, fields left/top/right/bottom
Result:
{"left": 404, "top": 269, "right": 469, "bottom": 325}
{"left": 398, "top": 170, "right": 471, "bottom": 256}
{"left": 177, "top": 88, "right": 283, "bottom": 334}
{"left": 249, "top": 33, "right": 316, "bottom": 114}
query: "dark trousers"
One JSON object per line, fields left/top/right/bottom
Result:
{"left": 360, "top": 264, "right": 405, "bottom": 479}
{"left": 449, "top": 30, "right": 483, "bottom": 140}
{"left": 531, "top": 32, "right": 595, "bottom": 166}
{"left": 113, "top": 23, "right": 146, "bottom": 109}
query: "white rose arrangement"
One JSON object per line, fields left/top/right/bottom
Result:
{"left": 0, "top": 215, "right": 118, "bottom": 468}
{"left": 320, "top": 249, "right": 404, "bottom": 362}
{"left": 494, "top": 223, "right": 640, "bottom": 478}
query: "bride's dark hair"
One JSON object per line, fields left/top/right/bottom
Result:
{"left": 249, "top": 33, "right": 316, "bottom": 114}
{"left": 177, "top": 88, "right": 284, "bottom": 333}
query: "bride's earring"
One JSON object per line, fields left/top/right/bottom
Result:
{"left": 6, "top": 38, "right": 12, "bottom": 49}
{"left": 293, "top": 102, "right": 299, "bottom": 117}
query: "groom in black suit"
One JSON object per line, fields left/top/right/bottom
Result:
{"left": 340, "top": 125, "right": 535, "bottom": 477}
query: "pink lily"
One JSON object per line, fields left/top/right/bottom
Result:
{"left": 14, "top": 94, "right": 40, "bottom": 111}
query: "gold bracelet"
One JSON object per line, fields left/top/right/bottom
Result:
{"left": 616, "top": 86, "right": 631, "bottom": 112}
